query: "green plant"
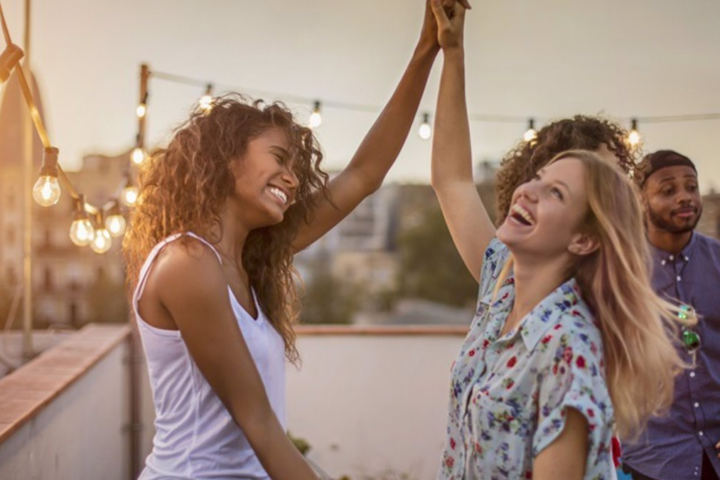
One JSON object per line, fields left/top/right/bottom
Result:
{"left": 287, "top": 431, "right": 311, "bottom": 456}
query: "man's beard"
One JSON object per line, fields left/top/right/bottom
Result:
{"left": 647, "top": 205, "right": 702, "bottom": 234}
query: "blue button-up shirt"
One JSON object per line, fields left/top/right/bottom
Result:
{"left": 623, "top": 232, "right": 720, "bottom": 480}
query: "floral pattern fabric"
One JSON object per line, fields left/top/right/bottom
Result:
{"left": 438, "top": 238, "right": 616, "bottom": 480}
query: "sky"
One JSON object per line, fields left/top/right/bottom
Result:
{"left": 1, "top": 0, "right": 719, "bottom": 191}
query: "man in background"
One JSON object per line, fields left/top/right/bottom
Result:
{"left": 622, "top": 150, "right": 720, "bottom": 480}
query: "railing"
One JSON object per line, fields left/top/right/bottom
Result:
{"left": 288, "top": 325, "right": 467, "bottom": 480}
{"left": 0, "top": 323, "right": 469, "bottom": 480}
{"left": 0, "top": 324, "right": 138, "bottom": 480}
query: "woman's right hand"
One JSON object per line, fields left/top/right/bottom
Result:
{"left": 430, "top": 0, "right": 468, "bottom": 51}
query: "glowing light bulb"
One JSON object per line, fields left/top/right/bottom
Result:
{"left": 69, "top": 219, "right": 95, "bottom": 246}
{"left": 90, "top": 228, "right": 112, "bottom": 254}
{"left": 628, "top": 119, "right": 641, "bottom": 147}
{"left": 199, "top": 84, "right": 214, "bottom": 113}
{"left": 106, "top": 213, "right": 127, "bottom": 237}
{"left": 418, "top": 113, "right": 432, "bottom": 140}
{"left": 628, "top": 130, "right": 640, "bottom": 146}
{"left": 199, "top": 95, "right": 214, "bottom": 112}
{"left": 32, "top": 175, "right": 61, "bottom": 206}
{"left": 136, "top": 103, "right": 147, "bottom": 118}
{"left": 523, "top": 118, "right": 537, "bottom": 143}
{"left": 33, "top": 147, "right": 62, "bottom": 206}
{"left": 123, "top": 185, "right": 139, "bottom": 206}
{"left": 309, "top": 101, "right": 322, "bottom": 129}
{"left": 131, "top": 147, "right": 146, "bottom": 165}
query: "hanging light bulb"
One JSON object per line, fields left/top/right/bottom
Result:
{"left": 199, "top": 84, "right": 214, "bottom": 113}
{"left": 523, "top": 119, "right": 537, "bottom": 143}
{"left": 33, "top": 176, "right": 61, "bottom": 207}
{"left": 309, "top": 101, "right": 323, "bottom": 129}
{"left": 418, "top": 113, "right": 432, "bottom": 140}
{"left": 105, "top": 201, "right": 127, "bottom": 238}
{"left": 131, "top": 146, "right": 146, "bottom": 165}
{"left": 122, "top": 177, "right": 139, "bottom": 206}
{"left": 91, "top": 217, "right": 113, "bottom": 254}
{"left": 628, "top": 118, "right": 641, "bottom": 148}
{"left": 0, "top": 43, "right": 24, "bottom": 84}
{"left": 69, "top": 196, "right": 95, "bottom": 246}
{"left": 136, "top": 103, "right": 147, "bottom": 118}
{"left": 32, "top": 147, "right": 62, "bottom": 207}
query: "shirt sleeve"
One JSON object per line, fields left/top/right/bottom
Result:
{"left": 532, "top": 329, "right": 613, "bottom": 461}
{"left": 477, "top": 237, "right": 511, "bottom": 303}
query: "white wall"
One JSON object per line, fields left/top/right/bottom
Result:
{"left": 0, "top": 342, "right": 131, "bottom": 480}
{"left": 286, "top": 333, "right": 465, "bottom": 480}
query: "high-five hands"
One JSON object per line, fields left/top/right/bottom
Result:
{"left": 430, "top": 0, "right": 471, "bottom": 50}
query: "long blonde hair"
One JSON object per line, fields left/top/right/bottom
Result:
{"left": 498, "top": 150, "right": 692, "bottom": 440}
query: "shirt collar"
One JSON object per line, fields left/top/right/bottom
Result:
{"left": 480, "top": 271, "right": 585, "bottom": 351}
{"left": 651, "top": 232, "right": 697, "bottom": 264}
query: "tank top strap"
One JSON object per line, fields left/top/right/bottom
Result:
{"left": 133, "top": 232, "right": 223, "bottom": 306}
{"left": 182, "top": 232, "right": 224, "bottom": 265}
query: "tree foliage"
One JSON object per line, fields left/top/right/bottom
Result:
{"left": 396, "top": 206, "right": 478, "bottom": 308}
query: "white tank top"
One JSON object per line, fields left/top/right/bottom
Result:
{"left": 134, "top": 232, "right": 286, "bottom": 480}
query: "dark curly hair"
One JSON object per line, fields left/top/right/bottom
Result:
{"left": 123, "top": 94, "right": 330, "bottom": 363}
{"left": 495, "top": 115, "right": 637, "bottom": 224}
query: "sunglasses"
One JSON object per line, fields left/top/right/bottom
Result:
{"left": 678, "top": 304, "right": 701, "bottom": 356}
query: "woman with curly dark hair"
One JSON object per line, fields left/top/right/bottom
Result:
{"left": 123, "top": 2, "right": 469, "bottom": 478}
{"left": 495, "top": 115, "right": 637, "bottom": 224}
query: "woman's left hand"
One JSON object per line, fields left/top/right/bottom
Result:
{"left": 429, "top": 0, "right": 470, "bottom": 51}
{"left": 419, "top": 0, "right": 471, "bottom": 51}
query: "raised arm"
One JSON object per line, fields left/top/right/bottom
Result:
{"left": 292, "top": 0, "right": 471, "bottom": 253}
{"left": 430, "top": 0, "right": 495, "bottom": 283}
{"left": 154, "top": 242, "right": 319, "bottom": 480}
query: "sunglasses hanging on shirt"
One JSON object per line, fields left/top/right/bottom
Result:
{"left": 678, "top": 304, "right": 701, "bottom": 366}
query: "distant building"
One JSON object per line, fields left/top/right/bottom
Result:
{"left": 295, "top": 164, "right": 498, "bottom": 323}
{"left": 0, "top": 71, "right": 128, "bottom": 329}
{"left": 697, "top": 192, "right": 720, "bottom": 240}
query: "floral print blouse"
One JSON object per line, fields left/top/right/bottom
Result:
{"left": 438, "top": 238, "right": 616, "bottom": 480}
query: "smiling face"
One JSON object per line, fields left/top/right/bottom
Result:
{"left": 229, "top": 127, "right": 299, "bottom": 230}
{"left": 497, "top": 157, "right": 592, "bottom": 260}
{"left": 642, "top": 165, "right": 702, "bottom": 234}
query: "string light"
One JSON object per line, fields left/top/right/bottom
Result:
{"left": 136, "top": 103, "right": 147, "bottom": 118}
{"left": 523, "top": 119, "right": 537, "bottom": 143}
{"left": 32, "top": 147, "right": 62, "bottom": 207}
{"left": 131, "top": 146, "right": 146, "bottom": 165}
{"left": 122, "top": 177, "right": 139, "bottom": 206}
{"left": 105, "top": 201, "right": 127, "bottom": 238}
{"left": 199, "top": 83, "right": 214, "bottom": 113}
{"left": 418, "top": 112, "right": 432, "bottom": 140}
{"left": 309, "top": 101, "right": 322, "bottom": 129}
{"left": 90, "top": 213, "right": 113, "bottom": 254}
{"left": 69, "top": 196, "right": 95, "bottom": 246}
{"left": 628, "top": 118, "right": 641, "bottom": 148}
{"left": 1, "top": 1, "right": 127, "bottom": 254}
{"left": 0, "top": 43, "right": 24, "bottom": 83}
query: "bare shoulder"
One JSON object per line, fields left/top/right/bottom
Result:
{"left": 146, "top": 237, "right": 227, "bottom": 312}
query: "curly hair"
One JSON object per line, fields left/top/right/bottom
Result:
{"left": 123, "top": 94, "right": 329, "bottom": 364}
{"left": 495, "top": 115, "right": 637, "bottom": 224}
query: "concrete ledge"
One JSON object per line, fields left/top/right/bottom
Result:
{"left": 0, "top": 324, "right": 131, "bottom": 444}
